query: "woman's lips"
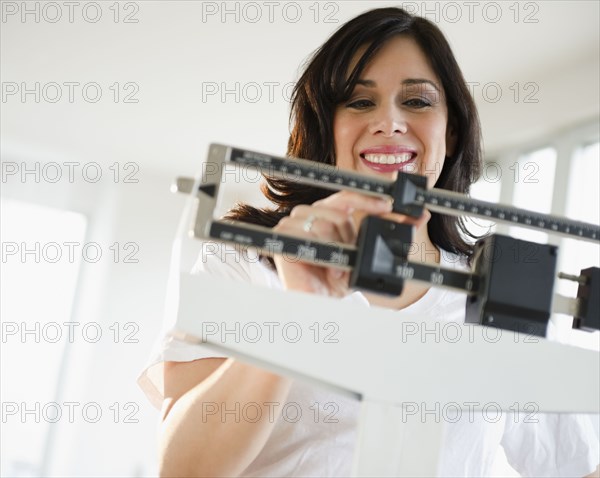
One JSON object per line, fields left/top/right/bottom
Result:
{"left": 359, "top": 152, "right": 417, "bottom": 173}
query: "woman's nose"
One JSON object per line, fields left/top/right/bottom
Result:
{"left": 369, "top": 104, "right": 408, "bottom": 136}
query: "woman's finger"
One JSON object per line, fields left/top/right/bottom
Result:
{"left": 274, "top": 216, "right": 346, "bottom": 244}
{"left": 290, "top": 204, "right": 356, "bottom": 243}
{"left": 314, "top": 190, "right": 393, "bottom": 214}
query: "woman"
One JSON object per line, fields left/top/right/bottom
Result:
{"left": 139, "top": 7, "right": 600, "bottom": 477}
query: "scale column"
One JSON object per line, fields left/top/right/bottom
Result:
{"left": 352, "top": 398, "right": 445, "bottom": 477}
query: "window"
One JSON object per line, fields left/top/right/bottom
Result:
{"left": 559, "top": 141, "right": 600, "bottom": 292}
{"left": 557, "top": 142, "right": 600, "bottom": 349}
{"left": 468, "top": 166, "right": 501, "bottom": 239}
{"left": 1, "top": 199, "right": 86, "bottom": 476}
{"left": 509, "top": 147, "right": 557, "bottom": 244}
{"left": 489, "top": 129, "right": 598, "bottom": 350}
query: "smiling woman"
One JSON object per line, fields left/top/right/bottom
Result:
{"left": 333, "top": 38, "right": 450, "bottom": 184}
{"left": 137, "top": 6, "right": 600, "bottom": 478}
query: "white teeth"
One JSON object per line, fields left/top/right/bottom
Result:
{"left": 363, "top": 153, "right": 413, "bottom": 164}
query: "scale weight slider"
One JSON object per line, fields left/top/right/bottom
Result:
{"left": 350, "top": 216, "right": 414, "bottom": 296}
{"left": 573, "top": 267, "right": 600, "bottom": 332}
{"left": 390, "top": 172, "right": 428, "bottom": 217}
{"left": 466, "top": 235, "right": 557, "bottom": 337}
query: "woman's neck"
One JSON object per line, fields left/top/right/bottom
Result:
{"left": 408, "top": 224, "right": 440, "bottom": 266}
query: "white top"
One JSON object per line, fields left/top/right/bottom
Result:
{"left": 138, "top": 242, "right": 600, "bottom": 477}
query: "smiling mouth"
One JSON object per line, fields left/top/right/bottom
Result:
{"left": 359, "top": 152, "right": 417, "bottom": 173}
{"left": 362, "top": 152, "right": 414, "bottom": 164}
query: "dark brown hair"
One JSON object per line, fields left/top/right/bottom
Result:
{"left": 226, "top": 7, "right": 483, "bottom": 263}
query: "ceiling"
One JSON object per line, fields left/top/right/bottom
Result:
{"left": 2, "top": 1, "right": 599, "bottom": 178}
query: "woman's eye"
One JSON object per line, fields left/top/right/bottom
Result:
{"left": 404, "top": 98, "right": 432, "bottom": 108}
{"left": 346, "top": 99, "right": 374, "bottom": 109}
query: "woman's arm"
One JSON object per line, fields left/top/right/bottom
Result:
{"left": 158, "top": 358, "right": 292, "bottom": 477}
{"left": 157, "top": 191, "right": 422, "bottom": 477}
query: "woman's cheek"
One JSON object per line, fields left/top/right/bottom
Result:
{"left": 422, "top": 151, "right": 446, "bottom": 188}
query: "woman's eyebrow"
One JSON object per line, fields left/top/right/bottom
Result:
{"left": 356, "top": 78, "right": 441, "bottom": 92}
{"left": 403, "top": 78, "right": 441, "bottom": 92}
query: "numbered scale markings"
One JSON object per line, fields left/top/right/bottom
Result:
{"left": 184, "top": 144, "right": 600, "bottom": 296}
{"left": 209, "top": 220, "right": 479, "bottom": 295}
{"left": 223, "top": 146, "right": 599, "bottom": 243}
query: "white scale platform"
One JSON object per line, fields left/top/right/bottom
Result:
{"left": 173, "top": 272, "right": 600, "bottom": 477}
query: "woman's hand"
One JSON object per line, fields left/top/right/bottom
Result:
{"left": 272, "top": 190, "right": 430, "bottom": 297}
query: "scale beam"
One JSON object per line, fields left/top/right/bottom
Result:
{"left": 216, "top": 144, "right": 600, "bottom": 243}
{"left": 172, "top": 143, "right": 600, "bottom": 335}
{"left": 168, "top": 144, "right": 600, "bottom": 477}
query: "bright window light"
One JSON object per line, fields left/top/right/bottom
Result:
{"left": 1, "top": 198, "right": 87, "bottom": 476}
{"left": 467, "top": 165, "right": 502, "bottom": 240}
{"left": 556, "top": 142, "right": 600, "bottom": 350}
{"left": 509, "top": 147, "right": 557, "bottom": 244}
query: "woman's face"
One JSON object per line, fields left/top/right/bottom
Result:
{"left": 333, "top": 35, "right": 454, "bottom": 188}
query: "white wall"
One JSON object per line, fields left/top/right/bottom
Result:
{"left": 1, "top": 159, "right": 183, "bottom": 475}
{"left": 478, "top": 52, "right": 600, "bottom": 157}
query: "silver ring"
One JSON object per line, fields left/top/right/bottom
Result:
{"left": 303, "top": 215, "right": 317, "bottom": 233}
